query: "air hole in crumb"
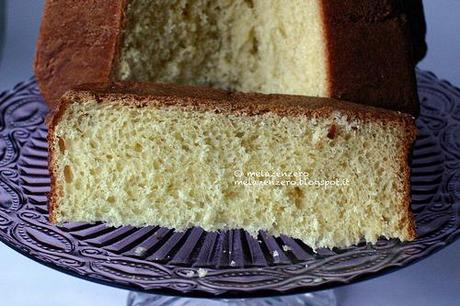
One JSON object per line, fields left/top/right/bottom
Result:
{"left": 223, "top": 189, "right": 238, "bottom": 200}
{"left": 107, "top": 196, "right": 115, "bottom": 204}
{"left": 290, "top": 187, "right": 305, "bottom": 210}
{"left": 58, "top": 138, "right": 66, "bottom": 154}
{"left": 64, "top": 166, "right": 73, "bottom": 183}
{"left": 249, "top": 29, "right": 259, "bottom": 55}
{"left": 134, "top": 143, "right": 143, "bottom": 152}
{"left": 244, "top": 0, "right": 254, "bottom": 8}
{"left": 327, "top": 124, "right": 337, "bottom": 140}
{"left": 182, "top": 3, "right": 190, "bottom": 19}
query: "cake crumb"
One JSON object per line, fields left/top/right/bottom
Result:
{"left": 282, "top": 245, "right": 292, "bottom": 252}
{"left": 273, "top": 250, "right": 279, "bottom": 258}
{"left": 230, "top": 260, "right": 236, "bottom": 267}
{"left": 134, "top": 247, "right": 147, "bottom": 256}
{"left": 197, "top": 268, "right": 208, "bottom": 278}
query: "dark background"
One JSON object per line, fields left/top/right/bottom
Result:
{"left": 0, "top": 1, "right": 459, "bottom": 305}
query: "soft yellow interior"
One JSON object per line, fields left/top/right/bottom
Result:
{"left": 52, "top": 99, "right": 412, "bottom": 249}
{"left": 116, "top": 0, "right": 329, "bottom": 97}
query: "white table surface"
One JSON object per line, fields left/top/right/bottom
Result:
{"left": 0, "top": 1, "right": 459, "bottom": 305}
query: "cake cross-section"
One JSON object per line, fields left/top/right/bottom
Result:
{"left": 48, "top": 82, "right": 416, "bottom": 249}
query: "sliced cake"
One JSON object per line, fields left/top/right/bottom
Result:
{"left": 48, "top": 82, "right": 416, "bottom": 249}
{"left": 35, "top": 0, "right": 425, "bottom": 114}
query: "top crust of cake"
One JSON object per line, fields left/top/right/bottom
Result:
{"left": 56, "top": 81, "right": 416, "bottom": 123}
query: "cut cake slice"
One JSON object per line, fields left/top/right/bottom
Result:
{"left": 48, "top": 82, "right": 416, "bottom": 249}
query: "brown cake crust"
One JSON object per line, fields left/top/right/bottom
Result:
{"left": 403, "top": 0, "right": 427, "bottom": 62}
{"left": 34, "top": 0, "right": 128, "bottom": 108}
{"left": 321, "top": 0, "right": 420, "bottom": 116}
{"left": 47, "top": 82, "right": 417, "bottom": 240}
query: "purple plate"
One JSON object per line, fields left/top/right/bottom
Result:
{"left": 0, "top": 70, "right": 459, "bottom": 298}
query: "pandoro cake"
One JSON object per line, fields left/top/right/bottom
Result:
{"left": 48, "top": 82, "right": 416, "bottom": 249}
{"left": 35, "top": 0, "right": 425, "bottom": 114}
